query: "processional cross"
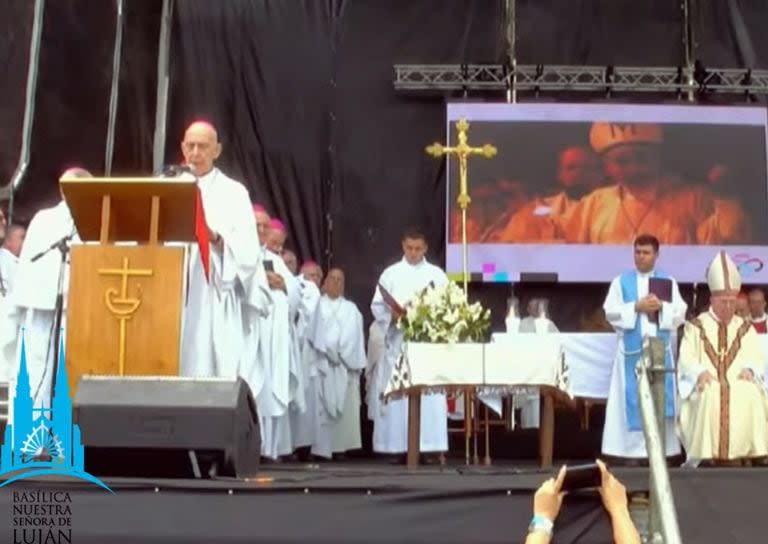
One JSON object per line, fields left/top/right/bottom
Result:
{"left": 426, "top": 118, "right": 497, "bottom": 294}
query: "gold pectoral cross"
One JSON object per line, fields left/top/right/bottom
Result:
{"left": 98, "top": 257, "right": 153, "bottom": 375}
{"left": 426, "top": 118, "right": 497, "bottom": 294}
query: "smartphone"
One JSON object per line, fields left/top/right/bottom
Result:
{"left": 264, "top": 261, "right": 274, "bottom": 273}
{"left": 561, "top": 463, "right": 602, "bottom": 492}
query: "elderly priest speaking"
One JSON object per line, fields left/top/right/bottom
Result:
{"left": 678, "top": 251, "right": 768, "bottom": 464}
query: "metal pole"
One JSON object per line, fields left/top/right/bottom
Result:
{"left": 2, "top": 0, "right": 46, "bottom": 222}
{"left": 636, "top": 338, "right": 683, "bottom": 544}
{"left": 647, "top": 336, "right": 666, "bottom": 541}
{"left": 104, "top": 0, "right": 125, "bottom": 176}
{"left": 648, "top": 337, "right": 666, "bottom": 456}
{"left": 682, "top": 0, "right": 695, "bottom": 101}
{"left": 505, "top": 0, "right": 516, "bottom": 104}
{"left": 153, "top": 0, "right": 175, "bottom": 174}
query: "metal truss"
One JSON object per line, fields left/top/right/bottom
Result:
{"left": 393, "top": 64, "right": 768, "bottom": 95}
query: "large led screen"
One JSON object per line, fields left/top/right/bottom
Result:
{"left": 444, "top": 103, "right": 768, "bottom": 283}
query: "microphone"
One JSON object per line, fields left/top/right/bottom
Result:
{"left": 30, "top": 233, "right": 75, "bottom": 262}
{"left": 160, "top": 164, "right": 195, "bottom": 177}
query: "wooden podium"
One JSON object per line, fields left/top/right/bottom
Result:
{"left": 60, "top": 176, "right": 197, "bottom": 394}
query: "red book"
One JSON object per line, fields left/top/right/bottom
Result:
{"left": 378, "top": 283, "right": 405, "bottom": 315}
{"left": 648, "top": 277, "right": 672, "bottom": 324}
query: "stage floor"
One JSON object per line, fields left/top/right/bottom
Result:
{"left": 1, "top": 461, "right": 767, "bottom": 543}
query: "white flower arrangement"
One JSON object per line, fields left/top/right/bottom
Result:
{"left": 398, "top": 281, "right": 491, "bottom": 343}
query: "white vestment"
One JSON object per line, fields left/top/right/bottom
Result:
{"left": 304, "top": 295, "right": 366, "bottom": 458}
{"left": 1, "top": 201, "right": 78, "bottom": 407}
{"left": 257, "top": 249, "right": 302, "bottom": 459}
{"left": 365, "top": 320, "right": 386, "bottom": 420}
{"left": 295, "top": 277, "right": 321, "bottom": 343}
{"left": 0, "top": 247, "right": 19, "bottom": 298}
{"left": 602, "top": 270, "right": 687, "bottom": 458}
{"left": 290, "top": 277, "right": 321, "bottom": 449}
{"left": 0, "top": 248, "right": 19, "bottom": 383}
{"left": 180, "top": 167, "right": 269, "bottom": 405}
{"left": 677, "top": 312, "right": 768, "bottom": 461}
{"left": 370, "top": 257, "right": 449, "bottom": 453}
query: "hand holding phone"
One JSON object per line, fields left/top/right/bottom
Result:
{"left": 264, "top": 260, "right": 274, "bottom": 273}
{"left": 560, "top": 462, "right": 602, "bottom": 492}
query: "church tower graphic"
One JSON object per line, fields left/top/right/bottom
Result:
{"left": 0, "top": 332, "right": 111, "bottom": 491}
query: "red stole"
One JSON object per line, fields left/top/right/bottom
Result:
{"left": 752, "top": 319, "right": 767, "bottom": 334}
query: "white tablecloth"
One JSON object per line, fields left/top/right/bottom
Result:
{"left": 384, "top": 339, "right": 567, "bottom": 400}
{"left": 493, "top": 332, "right": 768, "bottom": 401}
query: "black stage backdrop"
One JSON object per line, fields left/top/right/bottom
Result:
{"left": 0, "top": 0, "right": 34, "bottom": 199}
{"left": 2, "top": 0, "right": 768, "bottom": 324}
{"left": 6, "top": 0, "right": 116, "bottom": 223}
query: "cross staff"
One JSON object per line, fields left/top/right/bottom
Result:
{"left": 426, "top": 118, "right": 497, "bottom": 294}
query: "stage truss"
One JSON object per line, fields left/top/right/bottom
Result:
{"left": 393, "top": 64, "right": 768, "bottom": 98}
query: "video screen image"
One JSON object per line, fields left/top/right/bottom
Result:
{"left": 444, "top": 103, "right": 768, "bottom": 283}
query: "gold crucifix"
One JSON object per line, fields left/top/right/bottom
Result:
{"left": 426, "top": 118, "right": 497, "bottom": 294}
{"left": 98, "top": 257, "right": 153, "bottom": 375}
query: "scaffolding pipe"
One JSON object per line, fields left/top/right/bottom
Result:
{"left": 646, "top": 337, "right": 667, "bottom": 540}
{"left": 682, "top": 0, "right": 695, "bottom": 102}
{"left": 2, "top": 0, "right": 46, "bottom": 223}
{"left": 636, "top": 337, "right": 682, "bottom": 544}
{"left": 104, "top": 0, "right": 125, "bottom": 176}
{"left": 153, "top": 0, "right": 174, "bottom": 174}
{"left": 505, "top": 0, "right": 516, "bottom": 103}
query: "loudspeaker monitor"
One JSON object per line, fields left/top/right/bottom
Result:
{"left": 73, "top": 376, "right": 260, "bottom": 479}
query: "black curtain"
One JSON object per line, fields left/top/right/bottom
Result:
{"left": 8, "top": 0, "right": 115, "bottom": 224}
{"left": 167, "top": 0, "right": 336, "bottom": 266}
{"left": 695, "top": 0, "right": 768, "bottom": 68}
{"left": 330, "top": 0, "right": 505, "bottom": 310}
{"left": 111, "top": 1, "right": 163, "bottom": 176}
{"left": 2, "top": 0, "right": 768, "bottom": 325}
{"left": 0, "top": 0, "right": 34, "bottom": 208}
{"left": 516, "top": 0, "right": 684, "bottom": 65}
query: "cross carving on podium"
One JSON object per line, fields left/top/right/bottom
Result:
{"left": 98, "top": 257, "right": 153, "bottom": 376}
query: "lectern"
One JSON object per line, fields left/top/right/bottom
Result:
{"left": 61, "top": 176, "right": 197, "bottom": 394}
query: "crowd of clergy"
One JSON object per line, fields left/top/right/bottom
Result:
{"left": 0, "top": 120, "right": 767, "bottom": 467}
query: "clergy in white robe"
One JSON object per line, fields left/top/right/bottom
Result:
{"left": 245, "top": 204, "right": 300, "bottom": 458}
{"left": 0, "top": 225, "right": 25, "bottom": 298}
{"left": 289, "top": 274, "right": 321, "bottom": 447}
{"left": 304, "top": 268, "right": 366, "bottom": 458}
{"left": 366, "top": 320, "right": 386, "bottom": 420}
{"left": 295, "top": 275, "right": 321, "bottom": 346}
{"left": 178, "top": 122, "right": 269, "bottom": 410}
{"left": 300, "top": 261, "right": 323, "bottom": 289}
{"left": 370, "top": 231, "right": 449, "bottom": 454}
{"left": 259, "top": 247, "right": 304, "bottom": 458}
{"left": 602, "top": 234, "right": 686, "bottom": 459}
{"left": 1, "top": 168, "right": 89, "bottom": 405}
{"left": 678, "top": 251, "right": 768, "bottom": 462}
{"left": 0, "top": 226, "right": 24, "bottom": 383}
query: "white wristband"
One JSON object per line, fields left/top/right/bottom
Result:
{"left": 528, "top": 514, "right": 554, "bottom": 535}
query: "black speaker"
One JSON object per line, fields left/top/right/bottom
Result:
{"left": 73, "top": 376, "right": 260, "bottom": 479}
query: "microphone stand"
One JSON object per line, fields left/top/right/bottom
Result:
{"left": 31, "top": 233, "right": 72, "bottom": 412}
